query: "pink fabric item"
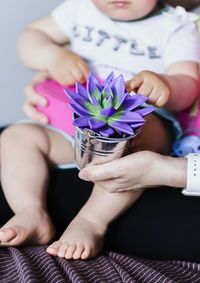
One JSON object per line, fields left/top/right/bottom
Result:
{"left": 35, "top": 80, "right": 75, "bottom": 136}
{"left": 176, "top": 98, "right": 200, "bottom": 136}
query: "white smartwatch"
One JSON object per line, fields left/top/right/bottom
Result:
{"left": 182, "top": 153, "right": 200, "bottom": 196}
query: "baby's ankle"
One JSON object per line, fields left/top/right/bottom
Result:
{"left": 77, "top": 211, "right": 108, "bottom": 235}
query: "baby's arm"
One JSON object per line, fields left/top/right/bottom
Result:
{"left": 126, "top": 61, "right": 199, "bottom": 112}
{"left": 18, "top": 16, "right": 89, "bottom": 85}
{"left": 162, "top": 61, "right": 199, "bottom": 111}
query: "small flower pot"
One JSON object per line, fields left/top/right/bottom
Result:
{"left": 74, "top": 127, "right": 139, "bottom": 169}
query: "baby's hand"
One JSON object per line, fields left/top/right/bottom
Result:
{"left": 23, "top": 72, "right": 49, "bottom": 123}
{"left": 48, "top": 49, "right": 89, "bottom": 86}
{"left": 126, "top": 71, "right": 170, "bottom": 107}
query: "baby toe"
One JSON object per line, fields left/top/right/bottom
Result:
{"left": 72, "top": 243, "right": 85, "bottom": 260}
{"left": 81, "top": 245, "right": 92, "bottom": 260}
{"left": 46, "top": 241, "right": 60, "bottom": 256}
{"left": 0, "top": 227, "right": 17, "bottom": 243}
{"left": 64, "top": 243, "right": 76, "bottom": 259}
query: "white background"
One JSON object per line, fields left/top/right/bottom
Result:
{"left": 0, "top": 0, "right": 62, "bottom": 127}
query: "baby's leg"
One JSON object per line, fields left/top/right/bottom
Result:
{"left": 0, "top": 123, "right": 74, "bottom": 246}
{"left": 47, "top": 115, "right": 170, "bottom": 259}
{"left": 47, "top": 185, "right": 143, "bottom": 259}
{"left": 47, "top": 114, "right": 171, "bottom": 259}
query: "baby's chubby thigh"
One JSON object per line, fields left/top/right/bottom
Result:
{"left": 0, "top": 123, "right": 74, "bottom": 167}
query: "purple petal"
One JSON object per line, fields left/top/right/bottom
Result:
{"left": 102, "top": 84, "right": 113, "bottom": 99}
{"left": 99, "top": 127, "right": 115, "bottom": 137}
{"left": 69, "top": 97, "right": 91, "bottom": 115}
{"left": 87, "top": 73, "right": 102, "bottom": 96}
{"left": 102, "top": 95, "right": 113, "bottom": 109}
{"left": 135, "top": 107, "right": 156, "bottom": 116}
{"left": 65, "top": 88, "right": 89, "bottom": 105}
{"left": 108, "top": 121, "right": 134, "bottom": 135}
{"left": 64, "top": 88, "right": 76, "bottom": 100}
{"left": 101, "top": 107, "right": 116, "bottom": 118}
{"left": 130, "top": 122, "right": 145, "bottom": 128}
{"left": 75, "top": 83, "right": 87, "bottom": 98}
{"left": 111, "top": 75, "right": 125, "bottom": 95}
{"left": 110, "top": 75, "right": 127, "bottom": 109}
{"left": 91, "top": 96, "right": 100, "bottom": 106}
{"left": 68, "top": 103, "right": 88, "bottom": 117}
{"left": 88, "top": 117, "right": 106, "bottom": 130}
{"left": 73, "top": 116, "right": 90, "bottom": 127}
{"left": 121, "top": 95, "right": 148, "bottom": 111}
{"left": 87, "top": 81, "right": 102, "bottom": 103}
{"left": 104, "top": 72, "right": 115, "bottom": 85}
{"left": 110, "top": 111, "right": 145, "bottom": 122}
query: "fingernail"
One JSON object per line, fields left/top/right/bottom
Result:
{"left": 78, "top": 170, "right": 90, "bottom": 180}
{"left": 39, "top": 99, "right": 46, "bottom": 106}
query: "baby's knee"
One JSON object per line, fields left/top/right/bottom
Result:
{"left": 1, "top": 124, "right": 49, "bottom": 151}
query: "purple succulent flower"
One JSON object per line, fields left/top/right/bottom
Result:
{"left": 65, "top": 72, "right": 156, "bottom": 137}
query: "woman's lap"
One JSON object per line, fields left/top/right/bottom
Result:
{"left": 1, "top": 166, "right": 200, "bottom": 262}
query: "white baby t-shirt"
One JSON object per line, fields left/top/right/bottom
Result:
{"left": 51, "top": 0, "right": 200, "bottom": 80}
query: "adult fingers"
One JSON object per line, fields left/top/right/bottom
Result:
{"left": 78, "top": 161, "right": 121, "bottom": 182}
{"left": 94, "top": 179, "right": 136, "bottom": 193}
{"left": 22, "top": 101, "right": 48, "bottom": 123}
{"left": 95, "top": 179, "right": 125, "bottom": 192}
{"left": 24, "top": 84, "right": 47, "bottom": 106}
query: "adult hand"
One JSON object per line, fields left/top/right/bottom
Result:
{"left": 126, "top": 70, "right": 170, "bottom": 107}
{"left": 48, "top": 49, "right": 89, "bottom": 86}
{"left": 79, "top": 151, "right": 160, "bottom": 192}
{"left": 78, "top": 151, "right": 187, "bottom": 192}
{"left": 23, "top": 72, "right": 49, "bottom": 123}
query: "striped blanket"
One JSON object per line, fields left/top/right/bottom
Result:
{"left": 0, "top": 246, "right": 200, "bottom": 283}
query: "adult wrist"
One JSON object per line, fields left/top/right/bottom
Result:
{"left": 155, "top": 155, "right": 187, "bottom": 188}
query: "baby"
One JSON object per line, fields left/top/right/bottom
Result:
{"left": 0, "top": 0, "right": 199, "bottom": 260}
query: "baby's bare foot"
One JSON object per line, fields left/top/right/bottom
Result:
{"left": 46, "top": 214, "right": 107, "bottom": 260}
{"left": 0, "top": 209, "right": 55, "bottom": 246}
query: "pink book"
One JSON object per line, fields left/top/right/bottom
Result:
{"left": 35, "top": 80, "right": 75, "bottom": 136}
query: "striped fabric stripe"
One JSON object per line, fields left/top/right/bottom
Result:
{"left": 0, "top": 246, "right": 200, "bottom": 283}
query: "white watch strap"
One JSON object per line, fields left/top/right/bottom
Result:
{"left": 182, "top": 153, "right": 200, "bottom": 196}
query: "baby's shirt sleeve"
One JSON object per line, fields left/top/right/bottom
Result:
{"left": 163, "top": 7, "right": 200, "bottom": 67}
{"left": 51, "top": 0, "right": 76, "bottom": 38}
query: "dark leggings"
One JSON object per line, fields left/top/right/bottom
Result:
{"left": 1, "top": 165, "right": 200, "bottom": 263}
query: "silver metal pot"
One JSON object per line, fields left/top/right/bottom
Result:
{"left": 74, "top": 127, "right": 137, "bottom": 169}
